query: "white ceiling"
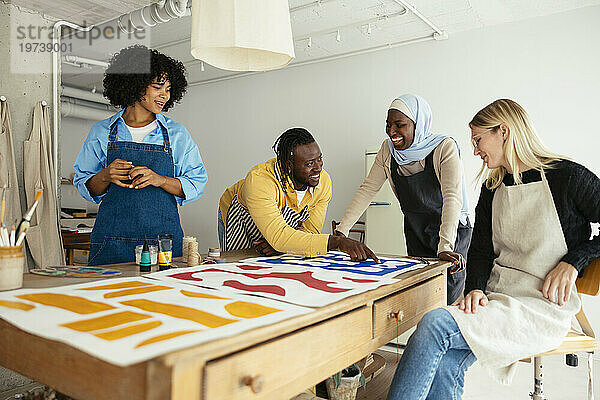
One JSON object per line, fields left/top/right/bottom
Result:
{"left": 26, "top": 0, "right": 598, "bottom": 91}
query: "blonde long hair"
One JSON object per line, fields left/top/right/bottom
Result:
{"left": 470, "top": 99, "right": 564, "bottom": 189}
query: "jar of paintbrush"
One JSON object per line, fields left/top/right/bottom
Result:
{"left": 0, "top": 245, "right": 24, "bottom": 290}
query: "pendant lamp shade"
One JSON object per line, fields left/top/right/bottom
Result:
{"left": 190, "top": 0, "right": 295, "bottom": 72}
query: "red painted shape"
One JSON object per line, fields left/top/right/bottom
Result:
{"left": 167, "top": 271, "right": 203, "bottom": 282}
{"left": 223, "top": 280, "right": 286, "bottom": 296}
{"left": 342, "top": 276, "right": 378, "bottom": 283}
{"left": 200, "top": 268, "right": 350, "bottom": 293}
{"left": 236, "top": 265, "right": 270, "bottom": 271}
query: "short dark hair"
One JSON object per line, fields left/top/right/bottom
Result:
{"left": 272, "top": 128, "right": 316, "bottom": 192}
{"left": 103, "top": 45, "right": 187, "bottom": 112}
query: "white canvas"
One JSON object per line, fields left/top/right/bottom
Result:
{"left": 145, "top": 256, "right": 410, "bottom": 307}
{"left": 0, "top": 277, "right": 311, "bottom": 366}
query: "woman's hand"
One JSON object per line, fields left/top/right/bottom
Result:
{"left": 541, "top": 261, "right": 578, "bottom": 306}
{"left": 104, "top": 159, "right": 133, "bottom": 188}
{"left": 128, "top": 166, "right": 167, "bottom": 189}
{"left": 454, "top": 289, "right": 488, "bottom": 313}
{"left": 438, "top": 251, "right": 465, "bottom": 274}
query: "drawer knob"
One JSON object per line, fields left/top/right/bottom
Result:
{"left": 388, "top": 310, "right": 404, "bottom": 321}
{"left": 243, "top": 375, "right": 265, "bottom": 393}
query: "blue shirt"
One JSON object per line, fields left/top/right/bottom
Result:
{"left": 73, "top": 110, "right": 207, "bottom": 206}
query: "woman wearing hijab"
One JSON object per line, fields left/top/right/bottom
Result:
{"left": 73, "top": 45, "right": 207, "bottom": 266}
{"left": 336, "top": 94, "right": 472, "bottom": 304}
{"left": 385, "top": 99, "right": 600, "bottom": 400}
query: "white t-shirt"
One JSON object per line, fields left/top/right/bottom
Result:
{"left": 295, "top": 189, "right": 307, "bottom": 205}
{"left": 126, "top": 120, "right": 158, "bottom": 143}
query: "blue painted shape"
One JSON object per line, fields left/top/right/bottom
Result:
{"left": 250, "top": 253, "right": 424, "bottom": 276}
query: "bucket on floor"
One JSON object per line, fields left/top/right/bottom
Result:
{"left": 0, "top": 245, "right": 24, "bottom": 290}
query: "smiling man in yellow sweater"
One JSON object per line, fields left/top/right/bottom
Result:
{"left": 218, "top": 128, "right": 377, "bottom": 262}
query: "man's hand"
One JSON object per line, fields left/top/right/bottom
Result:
{"left": 454, "top": 289, "right": 488, "bottom": 313}
{"left": 327, "top": 235, "right": 379, "bottom": 263}
{"left": 128, "top": 166, "right": 168, "bottom": 189}
{"left": 102, "top": 159, "right": 133, "bottom": 188}
{"left": 252, "top": 239, "right": 281, "bottom": 256}
{"left": 541, "top": 261, "right": 577, "bottom": 306}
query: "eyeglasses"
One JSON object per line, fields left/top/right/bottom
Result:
{"left": 470, "top": 126, "right": 499, "bottom": 149}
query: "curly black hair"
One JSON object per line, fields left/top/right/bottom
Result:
{"left": 272, "top": 128, "right": 316, "bottom": 192}
{"left": 103, "top": 45, "right": 187, "bottom": 112}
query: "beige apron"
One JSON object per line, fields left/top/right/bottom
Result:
{"left": 0, "top": 100, "right": 27, "bottom": 270}
{"left": 447, "top": 172, "right": 580, "bottom": 383}
{"left": 22, "top": 102, "right": 64, "bottom": 267}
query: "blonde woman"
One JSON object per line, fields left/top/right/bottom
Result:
{"left": 386, "top": 99, "right": 600, "bottom": 400}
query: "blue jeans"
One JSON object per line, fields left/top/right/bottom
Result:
{"left": 217, "top": 207, "right": 225, "bottom": 249}
{"left": 386, "top": 308, "right": 476, "bottom": 400}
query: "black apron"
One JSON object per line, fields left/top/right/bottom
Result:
{"left": 390, "top": 150, "right": 472, "bottom": 304}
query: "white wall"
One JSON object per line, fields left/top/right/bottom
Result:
{"left": 166, "top": 6, "right": 600, "bottom": 340}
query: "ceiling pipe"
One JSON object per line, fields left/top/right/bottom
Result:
{"left": 62, "top": 86, "right": 110, "bottom": 105}
{"left": 289, "top": 0, "right": 337, "bottom": 13}
{"left": 392, "top": 0, "right": 447, "bottom": 39}
{"left": 293, "top": 9, "right": 407, "bottom": 42}
{"left": 188, "top": 34, "right": 435, "bottom": 87}
{"left": 60, "top": 101, "right": 114, "bottom": 120}
{"left": 62, "top": 55, "right": 109, "bottom": 68}
{"left": 118, "top": 0, "right": 189, "bottom": 33}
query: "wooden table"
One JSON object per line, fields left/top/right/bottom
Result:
{"left": 0, "top": 250, "right": 448, "bottom": 400}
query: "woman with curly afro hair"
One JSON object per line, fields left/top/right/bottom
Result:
{"left": 74, "top": 45, "right": 207, "bottom": 266}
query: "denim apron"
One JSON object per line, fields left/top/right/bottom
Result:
{"left": 88, "top": 121, "right": 184, "bottom": 266}
{"left": 390, "top": 150, "right": 472, "bottom": 304}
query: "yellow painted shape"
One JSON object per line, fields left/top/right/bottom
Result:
{"left": 224, "top": 301, "right": 282, "bottom": 319}
{"left": 136, "top": 330, "right": 201, "bottom": 348}
{"left": 61, "top": 311, "right": 152, "bottom": 332}
{"left": 78, "top": 281, "right": 152, "bottom": 291}
{"left": 94, "top": 320, "right": 162, "bottom": 341}
{"left": 0, "top": 300, "right": 35, "bottom": 311}
{"left": 120, "top": 299, "right": 237, "bottom": 328}
{"left": 103, "top": 286, "right": 173, "bottom": 298}
{"left": 16, "top": 293, "right": 114, "bottom": 314}
{"left": 180, "top": 289, "right": 229, "bottom": 300}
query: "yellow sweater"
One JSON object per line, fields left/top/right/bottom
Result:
{"left": 219, "top": 158, "right": 331, "bottom": 257}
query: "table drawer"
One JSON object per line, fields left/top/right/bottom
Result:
{"left": 204, "top": 307, "right": 371, "bottom": 400}
{"left": 373, "top": 274, "right": 445, "bottom": 341}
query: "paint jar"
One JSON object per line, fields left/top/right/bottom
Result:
{"left": 135, "top": 245, "right": 158, "bottom": 265}
{"left": 208, "top": 247, "right": 221, "bottom": 258}
{"left": 0, "top": 246, "right": 24, "bottom": 291}
{"left": 158, "top": 235, "right": 173, "bottom": 271}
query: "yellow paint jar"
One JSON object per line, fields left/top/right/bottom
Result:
{"left": 0, "top": 246, "right": 24, "bottom": 291}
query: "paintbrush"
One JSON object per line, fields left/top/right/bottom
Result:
{"left": 16, "top": 189, "right": 43, "bottom": 240}
{"left": 0, "top": 225, "right": 9, "bottom": 247}
{"left": 0, "top": 186, "right": 6, "bottom": 226}
{"left": 9, "top": 224, "right": 15, "bottom": 247}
